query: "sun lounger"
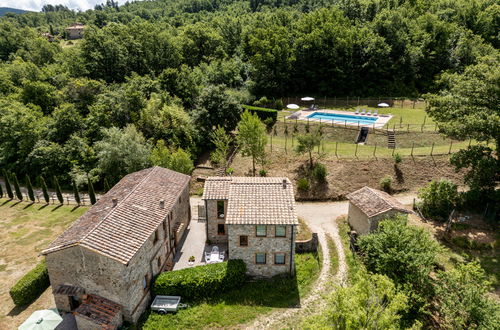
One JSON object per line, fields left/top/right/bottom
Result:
{"left": 367, "top": 110, "right": 372, "bottom": 116}
{"left": 354, "top": 108, "right": 359, "bottom": 114}
{"left": 373, "top": 110, "right": 378, "bottom": 116}
{"left": 360, "top": 109, "right": 366, "bottom": 115}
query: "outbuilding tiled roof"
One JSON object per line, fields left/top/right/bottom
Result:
{"left": 42, "top": 166, "right": 190, "bottom": 264}
{"left": 346, "top": 186, "right": 412, "bottom": 218}
{"left": 74, "top": 294, "right": 121, "bottom": 327}
{"left": 204, "top": 177, "right": 298, "bottom": 225}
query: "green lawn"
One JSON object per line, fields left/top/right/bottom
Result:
{"left": 140, "top": 252, "right": 321, "bottom": 329}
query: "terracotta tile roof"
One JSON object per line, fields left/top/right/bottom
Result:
{"left": 74, "top": 294, "right": 121, "bottom": 327}
{"left": 347, "top": 186, "right": 412, "bottom": 217}
{"left": 202, "top": 177, "right": 232, "bottom": 200}
{"left": 42, "top": 167, "right": 190, "bottom": 264}
{"left": 204, "top": 177, "right": 298, "bottom": 225}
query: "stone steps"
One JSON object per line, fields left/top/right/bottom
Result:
{"left": 387, "top": 131, "right": 396, "bottom": 149}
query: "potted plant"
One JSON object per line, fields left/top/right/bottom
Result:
{"left": 188, "top": 256, "right": 195, "bottom": 266}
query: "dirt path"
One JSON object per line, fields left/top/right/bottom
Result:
{"left": 246, "top": 193, "right": 418, "bottom": 329}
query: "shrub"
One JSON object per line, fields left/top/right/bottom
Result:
{"left": 380, "top": 175, "right": 393, "bottom": 193}
{"left": 12, "top": 173, "right": 23, "bottom": 200}
{"left": 253, "top": 96, "right": 270, "bottom": 107}
{"left": 259, "top": 169, "right": 267, "bottom": 177}
{"left": 9, "top": 261, "right": 49, "bottom": 306}
{"left": 242, "top": 105, "right": 278, "bottom": 123}
{"left": 417, "top": 179, "right": 458, "bottom": 221}
{"left": 275, "top": 99, "right": 283, "bottom": 110}
{"left": 263, "top": 117, "right": 274, "bottom": 132}
{"left": 153, "top": 259, "right": 246, "bottom": 301}
{"left": 297, "top": 177, "right": 310, "bottom": 192}
{"left": 3, "top": 169, "right": 13, "bottom": 199}
{"left": 312, "top": 163, "right": 327, "bottom": 183}
{"left": 226, "top": 167, "right": 234, "bottom": 175}
{"left": 393, "top": 153, "right": 402, "bottom": 164}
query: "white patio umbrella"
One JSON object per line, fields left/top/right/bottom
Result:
{"left": 19, "top": 309, "right": 62, "bottom": 330}
{"left": 378, "top": 103, "right": 390, "bottom": 108}
{"left": 301, "top": 97, "right": 315, "bottom": 101}
{"left": 287, "top": 104, "right": 300, "bottom": 109}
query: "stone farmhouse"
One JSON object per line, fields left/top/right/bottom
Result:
{"left": 42, "top": 166, "right": 191, "bottom": 328}
{"left": 202, "top": 177, "right": 298, "bottom": 277}
{"left": 346, "top": 186, "right": 412, "bottom": 235}
{"left": 65, "top": 23, "right": 85, "bottom": 39}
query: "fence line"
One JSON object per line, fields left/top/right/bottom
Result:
{"left": 281, "top": 96, "right": 426, "bottom": 109}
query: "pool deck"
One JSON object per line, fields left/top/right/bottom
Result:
{"left": 288, "top": 109, "right": 392, "bottom": 128}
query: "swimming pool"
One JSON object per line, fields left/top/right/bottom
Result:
{"left": 307, "top": 112, "right": 379, "bottom": 126}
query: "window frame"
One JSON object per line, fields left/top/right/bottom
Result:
{"left": 274, "top": 253, "right": 286, "bottom": 265}
{"left": 157, "top": 256, "right": 162, "bottom": 268}
{"left": 256, "top": 225, "right": 267, "bottom": 237}
{"left": 217, "top": 223, "right": 226, "bottom": 235}
{"left": 217, "top": 200, "right": 225, "bottom": 219}
{"left": 239, "top": 235, "right": 248, "bottom": 247}
{"left": 255, "top": 253, "right": 266, "bottom": 265}
{"left": 142, "top": 274, "right": 149, "bottom": 290}
{"left": 275, "top": 225, "right": 286, "bottom": 237}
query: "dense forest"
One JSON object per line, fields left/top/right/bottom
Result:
{"left": 0, "top": 0, "right": 498, "bottom": 187}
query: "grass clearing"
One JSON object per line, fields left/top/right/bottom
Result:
{"left": 297, "top": 217, "right": 313, "bottom": 241}
{"left": 0, "top": 199, "right": 87, "bottom": 329}
{"left": 140, "top": 251, "right": 321, "bottom": 329}
{"left": 326, "top": 234, "right": 339, "bottom": 275}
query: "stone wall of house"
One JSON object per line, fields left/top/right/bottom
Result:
{"left": 206, "top": 199, "right": 228, "bottom": 244}
{"left": 227, "top": 224, "right": 295, "bottom": 277}
{"left": 46, "top": 183, "right": 191, "bottom": 324}
{"left": 369, "top": 209, "right": 404, "bottom": 232}
{"left": 295, "top": 233, "right": 318, "bottom": 253}
{"left": 347, "top": 202, "right": 370, "bottom": 235}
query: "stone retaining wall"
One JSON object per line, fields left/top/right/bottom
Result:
{"left": 295, "top": 233, "right": 318, "bottom": 253}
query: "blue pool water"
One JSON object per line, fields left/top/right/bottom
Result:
{"left": 307, "top": 112, "right": 379, "bottom": 125}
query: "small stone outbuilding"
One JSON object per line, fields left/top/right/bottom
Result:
{"left": 42, "top": 166, "right": 191, "bottom": 327}
{"left": 346, "top": 186, "right": 412, "bottom": 235}
{"left": 203, "top": 177, "right": 298, "bottom": 277}
{"left": 66, "top": 23, "right": 85, "bottom": 39}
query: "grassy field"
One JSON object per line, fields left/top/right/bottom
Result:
{"left": 140, "top": 251, "right": 321, "bottom": 329}
{"left": 297, "top": 218, "right": 313, "bottom": 241}
{"left": 0, "top": 199, "right": 87, "bottom": 328}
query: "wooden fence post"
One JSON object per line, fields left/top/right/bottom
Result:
{"left": 399, "top": 117, "right": 402, "bottom": 128}
{"left": 448, "top": 140, "right": 453, "bottom": 154}
{"left": 392, "top": 146, "right": 395, "bottom": 156}
{"left": 270, "top": 134, "right": 273, "bottom": 152}
{"left": 355, "top": 143, "right": 358, "bottom": 158}
{"left": 411, "top": 142, "right": 415, "bottom": 157}
{"left": 335, "top": 142, "right": 338, "bottom": 158}
{"left": 373, "top": 143, "right": 377, "bottom": 158}
{"left": 430, "top": 142, "right": 435, "bottom": 156}
{"left": 407, "top": 124, "right": 410, "bottom": 132}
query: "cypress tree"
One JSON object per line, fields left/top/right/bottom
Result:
{"left": 26, "top": 175, "right": 35, "bottom": 202}
{"left": 0, "top": 182, "right": 3, "bottom": 198}
{"left": 88, "top": 179, "right": 96, "bottom": 205}
{"left": 104, "top": 177, "right": 111, "bottom": 193}
{"left": 12, "top": 173, "right": 23, "bottom": 200}
{"left": 40, "top": 176, "right": 50, "bottom": 204}
{"left": 53, "top": 176, "right": 64, "bottom": 204}
{"left": 3, "top": 169, "right": 13, "bottom": 199}
{"left": 72, "top": 181, "right": 81, "bottom": 205}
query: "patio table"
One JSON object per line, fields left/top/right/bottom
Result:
{"left": 210, "top": 252, "right": 220, "bottom": 263}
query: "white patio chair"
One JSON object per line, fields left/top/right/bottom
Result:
{"left": 205, "top": 252, "right": 211, "bottom": 263}
{"left": 211, "top": 246, "right": 219, "bottom": 253}
{"left": 219, "top": 251, "right": 225, "bottom": 261}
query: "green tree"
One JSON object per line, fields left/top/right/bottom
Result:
{"left": 95, "top": 125, "right": 151, "bottom": 183}
{"left": 425, "top": 55, "right": 500, "bottom": 193}
{"left": 295, "top": 130, "right": 321, "bottom": 169}
{"left": 0, "top": 182, "right": 3, "bottom": 198}
{"left": 169, "top": 148, "right": 194, "bottom": 175}
{"left": 72, "top": 181, "right": 81, "bottom": 205}
{"left": 39, "top": 176, "right": 50, "bottom": 204}
{"left": 210, "top": 126, "right": 232, "bottom": 168}
{"left": 12, "top": 173, "right": 23, "bottom": 200}
{"left": 435, "top": 262, "right": 500, "bottom": 329}
{"left": 417, "top": 179, "right": 458, "bottom": 221}
{"left": 20, "top": 80, "right": 59, "bottom": 114}
{"left": 88, "top": 178, "right": 97, "bottom": 205}
{"left": 103, "top": 178, "right": 111, "bottom": 193}
{"left": 236, "top": 111, "right": 267, "bottom": 176}
{"left": 3, "top": 169, "right": 14, "bottom": 199}
{"left": 150, "top": 140, "right": 171, "bottom": 168}
{"left": 304, "top": 271, "right": 408, "bottom": 329}
{"left": 25, "top": 175, "right": 35, "bottom": 202}
{"left": 53, "top": 176, "right": 63, "bottom": 204}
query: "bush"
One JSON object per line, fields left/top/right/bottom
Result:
{"left": 380, "top": 175, "right": 393, "bottom": 193}
{"left": 393, "top": 153, "right": 402, "bottom": 164}
{"left": 275, "top": 99, "right": 283, "bottom": 110}
{"left": 226, "top": 167, "right": 234, "bottom": 175}
{"left": 417, "top": 179, "right": 458, "bottom": 221}
{"left": 312, "top": 163, "right": 327, "bottom": 183}
{"left": 259, "top": 169, "right": 267, "bottom": 177}
{"left": 253, "top": 96, "right": 270, "bottom": 107}
{"left": 297, "top": 177, "right": 310, "bottom": 192}
{"left": 152, "top": 260, "right": 246, "bottom": 301}
{"left": 9, "top": 261, "right": 49, "bottom": 306}
{"left": 242, "top": 105, "right": 278, "bottom": 123}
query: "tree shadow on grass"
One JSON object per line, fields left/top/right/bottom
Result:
{"left": 9, "top": 200, "right": 22, "bottom": 208}
{"left": 71, "top": 205, "right": 81, "bottom": 212}
{"left": 51, "top": 204, "right": 63, "bottom": 212}
{"left": 1, "top": 199, "right": 12, "bottom": 206}
{"left": 38, "top": 203, "right": 49, "bottom": 210}
{"left": 394, "top": 164, "right": 404, "bottom": 184}
{"left": 23, "top": 202, "right": 35, "bottom": 210}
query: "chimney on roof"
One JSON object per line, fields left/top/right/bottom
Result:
{"left": 159, "top": 200, "right": 165, "bottom": 209}
{"left": 283, "top": 179, "right": 287, "bottom": 189}
{"left": 112, "top": 198, "right": 118, "bottom": 207}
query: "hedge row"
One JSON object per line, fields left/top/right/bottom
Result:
{"left": 242, "top": 105, "right": 278, "bottom": 122}
{"left": 152, "top": 259, "right": 246, "bottom": 300}
{"left": 10, "top": 260, "right": 50, "bottom": 306}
